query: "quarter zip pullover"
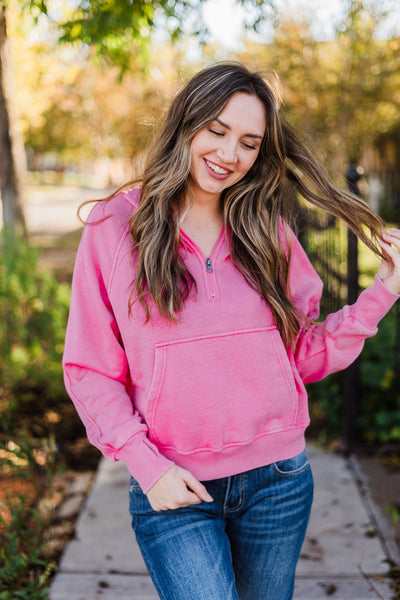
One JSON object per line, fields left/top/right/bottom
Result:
{"left": 180, "top": 227, "right": 224, "bottom": 301}
{"left": 63, "top": 188, "right": 399, "bottom": 493}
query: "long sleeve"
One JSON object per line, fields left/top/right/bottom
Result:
{"left": 289, "top": 233, "right": 399, "bottom": 385}
{"left": 62, "top": 197, "right": 174, "bottom": 492}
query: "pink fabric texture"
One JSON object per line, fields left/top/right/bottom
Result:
{"left": 63, "top": 189, "right": 398, "bottom": 492}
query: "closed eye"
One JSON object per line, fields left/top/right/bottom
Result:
{"left": 241, "top": 142, "right": 257, "bottom": 150}
{"left": 209, "top": 128, "right": 224, "bottom": 137}
{"left": 208, "top": 128, "right": 258, "bottom": 150}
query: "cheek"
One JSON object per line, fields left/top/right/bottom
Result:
{"left": 241, "top": 153, "right": 259, "bottom": 175}
{"left": 190, "top": 131, "right": 208, "bottom": 158}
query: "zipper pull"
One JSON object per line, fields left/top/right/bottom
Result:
{"left": 206, "top": 258, "right": 213, "bottom": 273}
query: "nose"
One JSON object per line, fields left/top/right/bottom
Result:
{"left": 216, "top": 139, "right": 238, "bottom": 164}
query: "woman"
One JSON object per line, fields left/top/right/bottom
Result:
{"left": 63, "top": 62, "right": 400, "bottom": 600}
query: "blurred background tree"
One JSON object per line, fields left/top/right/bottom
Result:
{"left": 0, "top": 4, "right": 26, "bottom": 237}
{"left": 3, "top": 0, "right": 400, "bottom": 232}
{"left": 2, "top": 0, "right": 400, "bottom": 440}
{"left": 239, "top": 0, "right": 400, "bottom": 185}
{"left": 2, "top": 5, "right": 400, "bottom": 595}
{"left": 0, "top": 0, "right": 275, "bottom": 236}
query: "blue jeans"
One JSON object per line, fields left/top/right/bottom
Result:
{"left": 129, "top": 450, "right": 313, "bottom": 600}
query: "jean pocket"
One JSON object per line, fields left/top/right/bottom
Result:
{"left": 272, "top": 450, "right": 309, "bottom": 477}
{"left": 129, "top": 476, "right": 142, "bottom": 493}
{"left": 129, "top": 476, "right": 147, "bottom": 522}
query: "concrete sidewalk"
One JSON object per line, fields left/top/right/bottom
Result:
{"left": 49, "top": 446, "right": 399, "bottom": 600}
{"left": 21, "top": 187, "right": 397, "bottom": 598}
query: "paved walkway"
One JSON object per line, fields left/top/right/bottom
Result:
{"left": 49, "top": 446, "right": 399, "bottom": 600}
{"left": 21, "top": 187, "right": 398, "bottom": 599}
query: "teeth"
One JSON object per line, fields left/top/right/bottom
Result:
{"left": 205, "top": 159, "right": 229, "bottom": 175}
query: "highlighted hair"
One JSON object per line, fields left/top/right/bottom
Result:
{"left": 123, "top": 62, "right": 383, "bottom": 347}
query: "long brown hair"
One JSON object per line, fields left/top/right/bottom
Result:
{"left": 126, "top": 62, "right": 383, "bottom": 347}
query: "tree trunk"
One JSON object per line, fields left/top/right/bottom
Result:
{"left": 0, "top": 4, "right": 26, "bottom": 238}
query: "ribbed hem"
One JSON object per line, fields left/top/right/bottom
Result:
{"left": 116, "top": 435, "right": 175, "bottom": 493}
{"left": 158, "top": 427, "right": 307, "bottom": 482}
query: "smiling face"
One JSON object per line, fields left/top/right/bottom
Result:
{"left": 188, "top": 92, "right": 267, "bottom": 204}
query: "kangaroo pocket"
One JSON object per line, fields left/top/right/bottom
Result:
{"left": 146, "top": 327, "right": 298, "bottom": 455}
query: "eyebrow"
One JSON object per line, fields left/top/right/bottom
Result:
{"left": 215, "top": 117, "right": 264, "bottom": 139}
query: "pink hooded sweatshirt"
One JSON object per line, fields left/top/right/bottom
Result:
{"left": 63, "top": 188, "right": 398, "bottom": 492}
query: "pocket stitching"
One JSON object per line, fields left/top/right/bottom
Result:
{"left": 271, "top": 331, "right": 298, "bottom": 423}
{"left": 147, "top": 327, "right": 299, "bottom": 453}
{"left": 146, "top": 348, "right": 167, "bottom": 440}
{"left": 154, "top": 326, "right": 277, "bottom": 349}
{"left": 272, "top": 455, "right": 309, "bottom": 478}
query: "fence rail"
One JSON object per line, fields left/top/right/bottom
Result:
{"left": 300, "top": 167, "right": 363, "bottom": 448}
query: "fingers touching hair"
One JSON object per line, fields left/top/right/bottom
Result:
{"left": 128, "top": 61, "right": 383, "bottom": 346}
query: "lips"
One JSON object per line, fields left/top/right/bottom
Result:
{"left": 203, "top": 158, "right": 233, "bottom": 179}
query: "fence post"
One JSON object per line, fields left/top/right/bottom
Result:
{"left": 343, "top": 166, "right": 363, "bottom": 452}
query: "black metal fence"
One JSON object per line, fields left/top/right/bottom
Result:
{"left": 300, "top": 212, "right": 347, "bottom": 315}
{"left": 299, "top": 167, "right": 365, "bottom": 450}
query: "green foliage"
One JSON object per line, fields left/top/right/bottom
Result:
{"left": 0, "top": 441, "right": 56, "bottom": 599}
{"left": 357, "top": 305, "right": 400, "bottom": 442}
{"left": 24, "top": 0, "right": 274, "bottom": 70}
{"left": 307, "top": 371, "right": 344, "bottom": 442}
{"left": 308, "top": 306, "right": 400, "bottom": 444}
{"left": 386, "top": 500, "right": 400, "bottom": 525}
{"left": 0, "top": 230, "right": 70, "bottom": 434}
{"left": 0, "top": 502, "right": 52, "bottom": 599}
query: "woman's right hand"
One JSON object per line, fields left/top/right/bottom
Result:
{"left": 146, "top": 465, "right": 213, "bottom": 511}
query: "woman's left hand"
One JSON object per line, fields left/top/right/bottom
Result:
{"left": 378, "top": 229, "right": 400, "bottom": 294}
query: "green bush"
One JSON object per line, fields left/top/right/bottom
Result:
{"left": 0, "top": 497, "right": 53, "bottom": 600}
{"left": 308, "top": 305, "right": 400, "bottom": 444}
{"left": 0, "top": 231, "right": 71, "bottom": 434}
{"left": 0, "top": 229, "right": 69, "bottom": 597}
{"left": 358, "top": 305, "right": 400, "bottom": 442}
{"left": 0, "top": 440, "right": 56, "bottom": 599}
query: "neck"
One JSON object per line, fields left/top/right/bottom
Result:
{"left": 182, "top": 186, "right": 222, "bottom": 218}
{"left": 180, "top": 196, "right": 223, "bottom": 226}
{"left": 178, "top": 196, "right": 225, "bottom": 258}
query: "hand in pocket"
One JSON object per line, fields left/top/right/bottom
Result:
{"left": 146, "top": 465, "right": 214, "bottom": 511}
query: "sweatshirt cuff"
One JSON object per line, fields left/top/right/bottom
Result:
{"left": 116, "top": 434, "right": 175, "bottom": 493}
{"left": 351, "top": 275, "right": 399, "bottom": 329}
